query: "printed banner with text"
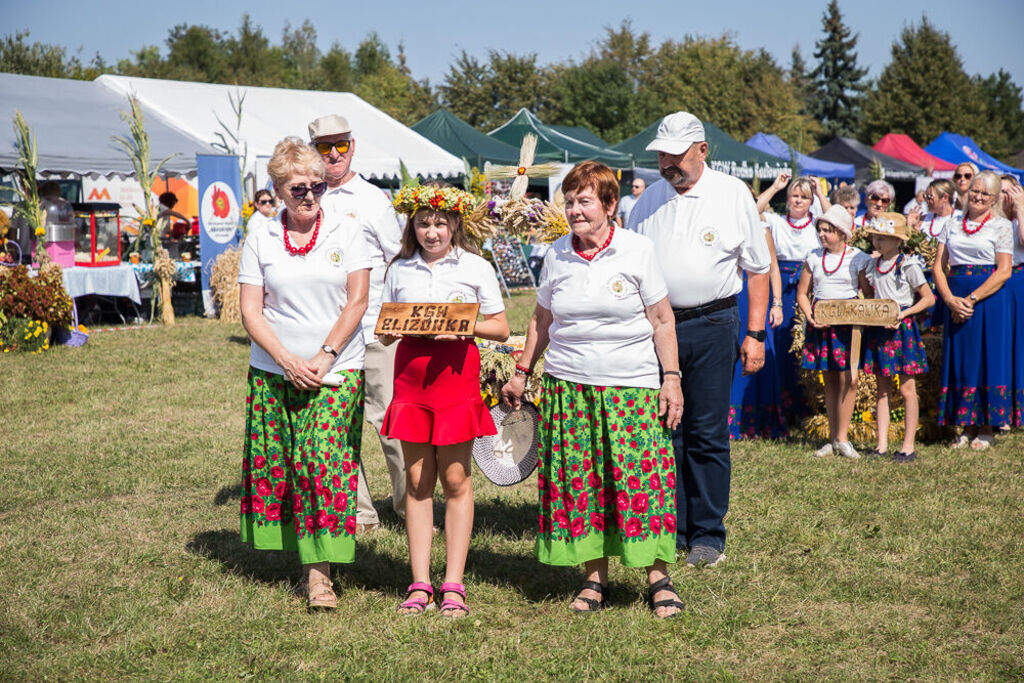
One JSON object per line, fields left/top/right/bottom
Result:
{"left": 197, "top": 154, "right": 242, "bottom": 316}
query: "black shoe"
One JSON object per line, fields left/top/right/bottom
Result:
{"left": 868, "top": 449, "right": 888, "bottom": 458}
{"left": 647, "top": 576, "right": 685, "bottom": 618}
{"left": 570, "top": 580, "right": 609, "bottom": 614}
{"left": 894, "top": 451, "right": 917, "bottom": 463}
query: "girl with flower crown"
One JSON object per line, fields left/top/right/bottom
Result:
{"left": 860, "top": 213, "right": 934, "bottom": 462}
{"left": 796, "top": 205, "right": 872, "bottom": 460}
{"left": 379, "top": 183, "right": 510, "bottom": 617}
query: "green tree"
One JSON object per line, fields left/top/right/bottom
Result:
{"left": 352, "top": 36, "right": 435, "bottom": 125}
{"left": 438, "top": 51, "right": 493, "bottom": 128}
{"left": 809, "top": 0, "right": 868, "bottom": 140}
{"left": 438, "top": 50, "right": 548, "bottom": 131}
{"left": 224, "top": 14, "right": 286, "bottom": 87}
{"left": 973, "top": 69, "right": 1024, "bottom": 160}
{"left": 280, "top": 21, "right": 321, "bottom": 90}
{"left": 165, "top": 24, "right": 228, "bottom": 82}
{"left": 319, "top": 43, "right": 355, "bottom": 93}
{"left": 788, "top": 45, "right": 814, "bottom": 117}
{"left": 0, "top": 30, "right": 104, "bottom": 80}
{"left": 546, "top": 59, "right": 647, "bottom": 144}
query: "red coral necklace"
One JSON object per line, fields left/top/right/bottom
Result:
{"left": 573, "top": 224, "right": 615, "bottom": 261}
{"left": 876, "top": 253, "right": 903, "bottom": 275}
{"left": 281, "top": 210, "right": 322, "bottom": 255}
{"left": 822, "top": 247, "right": 847, "bottom": 276}
{"left": 786, "top": 213, "right": 813, "bottom": 229}
{"left": 962, "top": 211, "right": 991, "bottom": 236}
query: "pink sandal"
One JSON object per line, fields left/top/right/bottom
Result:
{"left": 439, "top": 582, "right": 470, "bottom": 617}
{"left": 398, "top": 582, "right": 434, "bottom": 615}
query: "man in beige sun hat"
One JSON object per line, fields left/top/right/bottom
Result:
{"left": 309, "top": 114, "right": 407, "bottom": 533}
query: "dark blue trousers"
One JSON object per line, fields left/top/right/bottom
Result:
{"left": 673, "top": 304, "right": 740, "bottom": 552}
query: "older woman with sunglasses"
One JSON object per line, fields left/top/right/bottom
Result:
{"left": 933, "top": 171, "right": 1014, "bottom": 450}
{"left": 853, "top": 179, "right": 895, "bottom": 230}
{"left": 237, "top": 137, "right": 372, "bottom": 609}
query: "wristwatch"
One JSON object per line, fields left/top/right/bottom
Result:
{"left": 968, "top": 293, "right": 978, "bottom": 304}
{"left": 746, "top": 329, "right": 767, "bottom": 342}
{"left": 321, "top": 344, "right": 338, "bottom": 357}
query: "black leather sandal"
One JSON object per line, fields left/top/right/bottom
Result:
{"left": 647, "top": 576, "right": 685, "bottom": 618}
{"left": 570, "top": 580, "right": 609, "bottom": 613}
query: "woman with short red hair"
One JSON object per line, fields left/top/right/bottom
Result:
{"left": 502, "top": 161, "right": 685, "bottom": 618}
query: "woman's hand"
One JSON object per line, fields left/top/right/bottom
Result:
{"left": 659, "top": 376, "right": 684, "bottom": 430}
{"left": 276, "top": 350, "right": 322, "bottom": 391}
{"left": 501, "top": 374, "right": 528, "bottom": 410}
{"left": 807, "top": 315, "right": 826, "bottom": 329}
{"left": 945, "top": 295, "right": 974, "bottom": 322}
{"left": 768, "top": 305, "right": 783, "bottom": 328}
{"left": 772, "top": 172, "right": 791, "bottom": 193}
{"left": 906, "top": 207, "right": 923, "bottom": 230}
{"left": 378, "top": 333, "right": 402, "bottom": 346}
{"left": 310, "top": 350, "right": 334, "bottom": 381}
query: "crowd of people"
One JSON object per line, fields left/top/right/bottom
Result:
{"left": 232, "top": 108, "right": 1023, "bottom": 619}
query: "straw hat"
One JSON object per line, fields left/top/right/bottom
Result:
{"left": 472, "top": 403, "right": 540, "bottom": 486}
{"left": 864, "top": 212, "right": 910, "bottom": 241}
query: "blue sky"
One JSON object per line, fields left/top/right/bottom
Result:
{"left": 8, "top": 0, "right": 1024, "bottom": 88}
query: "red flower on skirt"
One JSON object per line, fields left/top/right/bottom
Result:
{"left": 553, "top": 509, "right": 570, "bottom": 529}
{"left": 266, "top": 503, "right": 281, "bottom": 521}
{"left": 649, "top": 515, "right": 662, "bottom": 533}
{"left": 627, "top": 475, "right": 641, "bottom": 490}
{"left": 624, "top": 517, "right": 643, "bottom": 537}
{"left": 664, "top": 513, "right": 677, "bottom": 532}
{"left": 616, "top": 491, "right": 629, "bottom": 511}
{"left": 631, "top": 492, "right": 648, "bottom": 514}
{"left": 271, "top": 466, "right": 285, "bottom": 479}
{"left": 590, "top": 512, "right": 606, "bottom": 531}
{"left": 344, "top": 516, "right": 357, "bottom": 534}
{"left": 256, "top": 478, "right": 272, "bottom": 496}
{"left": 571, "top": 517, "right": 585, "bottom": 537}
{"left": 575, "top": 491, "right": 589, "bottom": 512}
{"left": 333, "top": 491, "right": 348, "bottom": 512}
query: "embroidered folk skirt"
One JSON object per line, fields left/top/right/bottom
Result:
{"left": 937, "top": 265, "right": 1012, "bottom": 427}
{"left": 381, "top": 337, "right": 495, "bottom": 445}
{"left": 862, "top": 315, "right": 929, "bottom": 377}
{"left": 535, "top": 375, "right": 677, "bottom": 568}
{"left": 240, "top": 367, "right": 364, "bottom": 565}
{"left": 1011, "top": 265, "right": 1024, "bottom": 426}
{"left": 774, "top": 260, "right": 805, "bottom": 416}
{"left": 729, "top": 271, "right": 787, "bottom": 439}
{"left": 802, "top": 324, "right": 854, "bottom": 371}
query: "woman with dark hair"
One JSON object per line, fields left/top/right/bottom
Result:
{"left": 502, "top": 160, "right": 685, "bottom": 618}
{"left": 933, "top": 171, "right": 1014, "bottom": 449}
{"left": 247, "top": 188, "right": 277, "bottom": 232}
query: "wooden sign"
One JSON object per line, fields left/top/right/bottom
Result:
{"left": 813, "top": 299, "right": 900, "bottom": 327}
{"left": 375, "top": 302, "right": 479, "bottom": 336}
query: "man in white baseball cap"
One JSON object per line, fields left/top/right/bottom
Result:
{"left": 309, "top": 113, "right": 407, "bottom": 534}
{"left": 628, "top": 111, "right": 771, "bottom": 569}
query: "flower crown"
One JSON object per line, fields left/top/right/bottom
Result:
{"left": 392, "top": 185, "right": 475, "bottom": 217}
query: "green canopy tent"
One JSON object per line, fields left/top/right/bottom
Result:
{"left": 411, "top": 109, "right": 523, "bottom": 168}
{"left": 612, "top": 119, "right": 790, "bottom": 180}
{"left": 488, "top": 109, "right": 632, "bottom": 168}
{"left": 548, "top": 124, "right": 610, "bottom": 149}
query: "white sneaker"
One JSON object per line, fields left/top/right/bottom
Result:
{"left": 835, "top": 441, "right": 861, "bottom": 459}
{"left": 813, "top": 442, "right": 835, "bottom": 458}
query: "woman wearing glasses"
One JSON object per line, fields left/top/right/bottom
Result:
{"left": 853, "top": 179, "right": 895, "bottom": 230}
{"left": 933, "top": 171, "right": 1014, "bottom": 450}
{"left": 907, "top": 178, "right": 959, "bottom": 328}
{"left": 246, "top": 188, "right": 277, "bottom": 232}
{"left": 952, "top": 162, "right": 980, "bottom": 210}
{"left": 237, "top": 137, "right": 372, "bottom": 609}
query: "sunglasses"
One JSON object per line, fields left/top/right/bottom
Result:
{"left": 314, "top": 140, "right": 352, "bottom": 156}
{"left": 287, "top": 182, "right": 328, "bottom": 200}
{"left": 967, "top": 188, "right": 995, "bottom": 198}
{"left": 954, "top": 173, "right": 974, "bottom": 180}
{"left": 868, "top": 194, "right": 890, "bottom": 202}
{"left": 257, "top": 199, "right": 273, "bottom": 206}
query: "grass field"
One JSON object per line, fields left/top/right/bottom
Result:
{"left": 2, "top": 291, "right": 1023, "bottom": 680}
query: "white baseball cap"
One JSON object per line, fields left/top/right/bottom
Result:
{"left": 645, "top": 112, "right": 706, "bottom": 155}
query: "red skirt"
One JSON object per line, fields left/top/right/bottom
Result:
{"left": 381, "top": 337, "right": 496, "bottom": 445}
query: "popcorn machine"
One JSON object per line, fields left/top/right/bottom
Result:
{"left": 73, "top": 202, "right": 121, "bottom": 267}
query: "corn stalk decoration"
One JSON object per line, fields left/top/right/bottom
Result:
{"left": 111, "top": 94, "right": 179, "bottom": 325}
{"left": 10, "top": 111, "right": 48, "bottom": 267}
{"left": 211, "top": 88, "right": 249, "bottom": 231}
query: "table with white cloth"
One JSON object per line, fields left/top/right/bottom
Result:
{"left": 61, "top": 264, "right": 142, "bottom": 305}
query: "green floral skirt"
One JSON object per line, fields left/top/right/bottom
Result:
{"left": 536, "top": 375, "right": 677, "bottom": 568}
{"left": 240, "top": 367, "right": 364, "bottom": 565}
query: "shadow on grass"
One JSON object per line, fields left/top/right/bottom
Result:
{"left": 213, "top": 484, "right": 242, "bottom": 506}
{"left": 227, "top": 335, "right": 250, "bottom": 345}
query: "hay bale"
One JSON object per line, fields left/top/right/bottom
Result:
{"left": 211, "top": 246, "right": 241, "bottom": 323}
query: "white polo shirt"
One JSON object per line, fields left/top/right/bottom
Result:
{"left": 805, "top": 246, "right": 870, "bottom": 300}
{"left": 238, "top": 214, "right": 371, "bottom": 375}
{"left": 763, "top": 211, "right": 821, "bottom": 262}
{"left": 938, "top": 215, "right": 1014, "bottom": 266}
{"left": 627, "top": 167, "right": 770, "bottom": 308}
{"left": 537, "top": 229, "right": 668, "bottom": 389}
{"left": 320, "top": 175, "right": 405, "bottom": 344}
{"left": 383, "top": 248, "right": 505, "bottom": 314}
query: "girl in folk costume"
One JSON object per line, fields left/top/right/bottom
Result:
{"left": 379, "top": 185, "right": 510, "bottom": 616}
{"left": 796, "top": 205, "right": 872, "bottom": 459}
{"left": 861, "top": 213, "right": 935, "bottom": 462}
{"left": 755, "top": 173, "right": 831, "bottom": 419}
{"left": 933, "top": 171, "right": 1014, "bottom": 450}
{"left": 998, "top": 175, "right": 1024, "bottom": 426}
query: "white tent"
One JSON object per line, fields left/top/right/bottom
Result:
{"left": 95, "top": 75, "right": 464, "bottom": 182}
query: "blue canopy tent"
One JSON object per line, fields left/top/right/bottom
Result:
{"left": 925, "top": 132, "right": 1024, "bottom": 181}
{"left": 746, "top": 133, "right": 855, "bottom": 181}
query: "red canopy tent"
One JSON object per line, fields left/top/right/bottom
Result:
{"left": 873, "top": 134, "right": 956, "bottom": 173}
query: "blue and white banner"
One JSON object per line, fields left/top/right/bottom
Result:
{"left": 197, "top": 154, "right": 242, "bottom": 316}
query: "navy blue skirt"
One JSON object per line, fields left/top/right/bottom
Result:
{"left": 1011, "top": 265, "right": 1024, "bottom": 426}
{"left": 729, "top": 273, "right": 787, "bottom": 439}
{"left": 937, "top": 264, "right": 1013, "bottom": 427}
{"left": 774, "top": 260, "right": 805, "bottom": 415}
{"left": 862, "top": 315, "right": 928, "bottom": 377}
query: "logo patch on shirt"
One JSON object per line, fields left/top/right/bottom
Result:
{"left": 327, "top": 247, "right": 344, "bottom": 266}
{"left": 700, "top": 227, "right": 720, "bottom": 247}
{"left": 606, "top": 274, "right": 634, "bottom": 299}
{"left": 447, "top": 289, "right": 471, "bottom": 304}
